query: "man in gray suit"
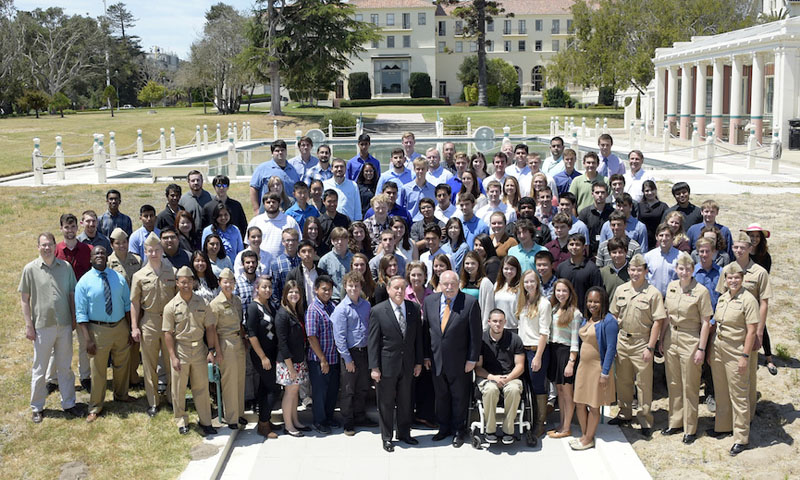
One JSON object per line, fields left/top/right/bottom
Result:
{"left": 422, "top": 270, "right": 482, "bottom": 447}
{"left": 369, "top": 276, "right": 423, "bottom": 452}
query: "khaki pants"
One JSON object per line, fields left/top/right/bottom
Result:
{"left": 664, "top": 330, "right": 702, "bottom": 434}
{"left": 171, "top": 343, "right": 212, "bottom": 428}
{"left": 88, "top": 321, "right": 131, "bottom": 414}
{"left": 141, "top": 314, "right": 171, "bottom": 407}
{"left": 218, "top": 335, "right": 245, "bottom": 425}
{"left": 46, "top": 325, "right": 90, "bottom": 382}
{"left": 478, "top": 378, "right": 523, "bottom": 435}
{"left": 710, "top": 336, "right": 750, "bottom": 444}
{"left": 615, "top": 336, "right": 654, "bottom": 428}
{"left": 128, "top": 341, "right": 141, "bottom": 385}
{"left": 31, "top": 325, "right": 76, "bottom": 411}
{"left": 748, "top": 351, "right": 758, "bottom": 421}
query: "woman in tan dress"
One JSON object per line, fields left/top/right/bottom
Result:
{"left": 572, "top": 287, "right": 619, "bottom": 450}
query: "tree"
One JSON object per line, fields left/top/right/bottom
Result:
{"left": 0, "top": 0, "right": 23, "bottom": 113}
{"left": 18, "top": 89, "right": 49, "bottom": 118}
{"left": 137, "top": 80, "right": 165, "bottom": 107}
{"left": 103, "top": 85, "right": 118, "bottom": 116}
{"left": 444, "top": 0, "right": 509, "bottom": 106}
{"left": 409, "top": 72, "right": 432, "bottom": 98}
{"left": 50, "top": 91, "right": 70, "bottom": 117}
{"left": 457, "top": 56, "right": 517, "bottom": 99}
{"left": 243, "top": 0, "right": 288, "bottom": 115}
{"left": 105, "top": 2, "right": 137, "bottom": 39}
{"left": 549, "top": 0, "right": 758, "bottom": 94}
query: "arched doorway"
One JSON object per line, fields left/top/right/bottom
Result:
{"left": 531, "top": 66, "right": 544, "bottom": 92}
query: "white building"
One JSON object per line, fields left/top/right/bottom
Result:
{"left": 644, "top": 16, "right": 800, "bottom": 146}
{"left": 344, "top": 0, "right": 574, "bottom": 102}
{"left": 145, "top": 46, "right": 180, "bottom": 73}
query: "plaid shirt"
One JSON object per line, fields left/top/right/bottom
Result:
{"left": 540, "top": 274, "right": 557, "bottom": 299}
{"left": 234, "top": 273, "right": 258, "bottom": 322}
{"left": 309, "top": 164, "right": 334, "bottom": 182}
{"left": 363, "top": 215, "right": 391, "bottom": 250}
{"left": 305, "top": 298, "right": 338, "bottom": 364}
{"left": 270, "top": 253, "right": 300, "bottom": 309}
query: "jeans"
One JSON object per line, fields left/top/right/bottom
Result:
{"left": 308, "top": 360, "right": 340, "bottom": 426}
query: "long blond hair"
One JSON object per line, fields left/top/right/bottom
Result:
{"left": 550, "top": 278, "right": 578, "bottom": 327}
{"left": 516, "top": 269, "right": 542, "bottom": 319}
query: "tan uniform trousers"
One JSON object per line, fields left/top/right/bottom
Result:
{"left": 615, "top": 334, "right": 654, "bottom": 428}
{"left": 710, "top": 336, "right": 751, "bottom": 444}
{"left": 171, "top": 342, "right": 212, "bottom": 428}
{"left": 218, "top": 335, "right": 246, "bottom": 425}
{"left": 128, "top": 341, "right": 141, "bottom": 384}
{"left": 88, "top": 321, "right": 131, "bottom": 414}
{"left": 478, "top": 378, "right": 523, "bottom": 435}
{"left": 748, "top": 351, "right": 758, "bottom": 422}
{"left": 141, "top": 312, "right": 171, "bottom": 407}
{"left": 664, "top": 328, "right": 702, "bottom": 434}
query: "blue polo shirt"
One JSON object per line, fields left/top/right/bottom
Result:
{"left": 285, "top": 202, "right": 320, "bottom": 230}
{"left": 461, "top": 215, "right": 489, "bottom": 250}
{"left": 553, "top": 169, "right": 581, "bottom": 196}
{"left": 401, "top": 181, "right": 436, "bottom": 222}
{"left": 75, "top": 267, "right": 131, "bottom": 323}
{"left": 508, "top": 242, "right": 546, "bottom": 273}
{"left": 598, "top": 216, "right": 649, "bottom": 252}
{"left": 376, "top": 168, "right": 413, "bottom": 193}
{"left": 250, "top": 160, "right": 300, "bottom": 213}
{"left": 694, "top": 262, "right": 722, "bottom": 311}
{"left": 346, "top": 153, "right": 381, "bottom": 181}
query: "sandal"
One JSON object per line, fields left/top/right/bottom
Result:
{"left": 767, "top": 363, "right": 778, "bottom": 376}
{"left": 548, "top": 430, "right": 571, "bottom": 439}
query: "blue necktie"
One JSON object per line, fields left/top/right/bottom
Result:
{"left": 100, "top": 271, "right": 113, "bottom": 315}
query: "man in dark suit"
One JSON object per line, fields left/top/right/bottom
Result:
{"left": 422, "top": 270, "right": 482, "bottom": 447}
{"left": 369, "top": 276, "right": 423, "bottom": 452}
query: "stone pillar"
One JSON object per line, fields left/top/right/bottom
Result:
{"left": 666, "top": 66, "right": 678, "bottom": 133}
{"left": 711, "top": 58, "right": 724, "bottom": 141}
{"left": 679, "top": 63, "right": 693, "bottom": 140}
{"left": 694, "top": 61, "right": 707, "bottom": 135}
{"left": 750, "top": 53, "right": 765, "bottom": 144}
{"left": 654, "top": 67, "right": 666, "bottom": 138}
{"left": 772, "top": 46, "right": 799, "bottom": 146}
{"left": 729, "top": 55, "right": 744, "bottom": 145}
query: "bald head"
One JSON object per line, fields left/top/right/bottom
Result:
{"left": 440, "top": 270, "right": 459, "bottom": 299}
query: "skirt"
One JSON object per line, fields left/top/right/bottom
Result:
{"left": 276, "top": 360, "right": 309, "bottom": 386}
{"left": 547, "top": 342, "right": 576, "bottom": 385}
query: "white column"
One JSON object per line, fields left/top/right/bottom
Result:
{"left": 750, "top": 53, "right": 765, "bottom": 144}
{"left": 711, "top": 57, "right": 724, "bottom": 140}
{"left": 694, "top": 61, "right": 707, "bottom": 135}
{"left": 772, "top": 46, "right": 799, "bottom": 147}
{"left": 666, "top": 65, "right": 678, "bottom": 133}
{"left": 654, "top": 67, "right": 666, "bottom": 137}
{"left": 729, "top": 55, "right": 744, "bottom": 145}
{"left": 679, "top": 63, "right": 693, "bottom": 139}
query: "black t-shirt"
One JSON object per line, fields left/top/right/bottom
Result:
{"left": 578, "top": 203, "right": 615, "bottom": 256}
{"left": 662, "top": 202, "right": 702, "bottom": 230}
{"left": 480, "top": 330, "right": 524, "bottom": 376}
{"left": 556, "top": 258, "right": 603, "bottom": 312}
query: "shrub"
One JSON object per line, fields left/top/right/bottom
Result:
{"left": 409, "top": 72, "right": 432, "bottom": 98}
{"left": 443, "top": 114, "right": 467, "bottom": 135}
{"left": 543, "top": 86, "right": 571, "bottom": 108}
{"left": 487, "top": 84, "right": 500, "bottom": 106}
{"left": 348, "top": 72, "right": 371, "bottom": 100}
{"left": 464, "top": 84, "right": 478, "bottom": 104}
{"left": 321, "top": 110, "right": 357, "bottom": 137}
{"left": 191, "top": 102, "right": 214, "bottom": 107}
{"left": 499, "top": 85, "right": 521, "bottom": 107}
{"left": 339, "top": 98, "right": 445, "bottom": 107}
{"left": 598, "top": 86, "right": 615, "bottom": 106}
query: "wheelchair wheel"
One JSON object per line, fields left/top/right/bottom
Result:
{"left": 525, "top": 430, "right": 538, "bottom": 447}
{"left": 471, "top": 426, "right": 482, "bottom": 450}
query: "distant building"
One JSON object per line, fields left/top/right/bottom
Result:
{"left": 762, "top": 0, "right": 800, "bottom": 18}
{"left": 342, "top": 0, "right": 575, "bottom": 102}
{"left": 145, "top": 46, "right": 180, "bottom": 73}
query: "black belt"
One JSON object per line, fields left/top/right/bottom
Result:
{"left": 89, "top": 319, "right": 123, "bottom": 326}
{"left": 350, "top": 346, "right": 367, "bottom": 353}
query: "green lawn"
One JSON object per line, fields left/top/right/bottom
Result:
{"left": 0, "top": 104, "right": 624, "bottom": 178}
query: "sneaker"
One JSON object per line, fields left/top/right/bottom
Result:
{"left": 314, "top": 423, "right": 331, "bottom": 434}
{"left": 706, "top": 395, "right": 716, "bottom": 413}
{"left": 501, "top": 434, "right": 514, "bottom": 445}
{"left": 485, "top": 432, "right": 498, "bottom": 444}
{"left": 344, "top": 425, "right": 355, "bottom": 436}
{"left": 32, "top": 411, "right": 43, "bottom": 423}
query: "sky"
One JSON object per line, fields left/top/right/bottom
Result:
{"left": 14, "top": 0, "right": 261, "bottom": 58}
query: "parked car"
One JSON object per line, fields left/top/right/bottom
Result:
{"left": 121, "top": 104, "right": 135, "bottom": 109}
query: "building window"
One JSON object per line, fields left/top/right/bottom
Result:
{"left": 518, "top": 20, "right": 526, "bottom": 34}
{"left": 518, "top": 40, "right": 526, "bottom": 52}
{"left": 438, "top": 21, "right": 446, "bottom": 36}
{"left": 504, "top": 19, "right": 511, "bottom": 34}
{"left": 418, "top": 12, "right": 426, "bottom": 25}
{"left": 455, "top": 21, "right": 463, "bottom": 35}
{"left": 386, "top": 13, "right": 394, "bottom": 26}
{"left": 552, "top": 19, "right": 560, "bottom": 34}
{"left": 403, "top": 35, "right": 411, "bottom": 48}
{"left": 504, "top": 41, "right": 511, "bottom": 52}
{"left": 532, "top": 66, "right": 544, "bottom": 91}
{"left": 455, "top": 41, "right": 463, "bottom": 53}
{"left": 387, "top": 36, "right": 395, "bottom": 48}
{"left": 486, "top": 40, "right": 493, "bottom": 52}
{"left": 402, "top": 13, "right": 410, "bottom": 29}
{"left": 371, "top": 39, "right": 379, "bottom": 48}
{"left": 567, "top": 19, "right": 574, "bottom": 34}
{"left": 535, "top": 19, "right": 542, "bottom": 31}
{"left": 487, "top": 19, "right": 494, "bottom": 32}
{"left": 374, "top": 59, "right": 409, "bottom": 95}
{"left": 470, "top": 41, "right": 478, "bottom": 52}
{"left": 535, "top": 40, "right": 542, "bottom": 51}
{"left": 355, "top": 14, "right": 363, "bottom": 22}
{"left": 439, "top": 81, "right": 447, "bottom": 98}
{"left": 370, "top": 14, "right": 379, "bottom": 25}
{"left": 552, "top": 40, "right": 559, "bottom": 51}
{"left": 438, "top": 41, "right": 446, "bottom": 53}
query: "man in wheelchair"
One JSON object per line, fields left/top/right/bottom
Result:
{"left": 474, "top": 309, "right": 526, "bottom": 445}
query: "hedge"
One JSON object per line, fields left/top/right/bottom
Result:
{"left": 409, "top": 72, "right": 432, "bottom": 98}
{"left": 340, "top": 98, "right": 445, "bottom": 107}
{"left": 348, "top": 72, "right": 371, "bottom": 100}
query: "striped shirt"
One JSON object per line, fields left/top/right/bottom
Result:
{"left": 306, "top": 298, "right": 338, "bottom": 364}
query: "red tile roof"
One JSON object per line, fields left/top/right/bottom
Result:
{"left": 350, "top": 0, "right": 436, "bottom": 8}
{"left": 438, "top": 0, "right": 575, "bottom": 15}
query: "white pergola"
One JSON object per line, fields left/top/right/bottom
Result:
{"left": 645, "top": 16, "right": 800, "bottom": 145}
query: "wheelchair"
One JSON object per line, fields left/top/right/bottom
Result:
{"left": 467, "top": 371, "right": 537, "bottom": 449}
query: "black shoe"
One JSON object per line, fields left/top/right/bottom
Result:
{"left": 314, "top": 423, "right": 331, "bottom": 434}
{"left": 432, "top": 431, "right": 451, "bottom": 441}
{"left": 64, "top": 406, "right": 84, "bottom": 418}
{"left": 201, "top": 424, "right": 218, "bottom": 436}
{"left": 682, "top": 434, "right": 697, "bottom": 444}
{"left": 80, "top": 378, "right": 92, "bottom": 393}
{"left": 228, "top": 423, "right": 238, "bottom": 430}
{"left": 383, "top": 440, "right": 394, "bottom": 452}
{"left": 46, "top": 382, "right": 58, "bottom": 394}
{"left": 238, "top": 417, "right": 248, "bottom": 426}
{"left": 32, "top": 411, "right": 43, "bottom": 423}
{"left": 178, "top": 426, "right": 189, "bottom": 435}
{"left": 640, "top": 427, "right": 651, "bottom": 437}
{"left": 146, "top": 406, "right": 158, "bottom": 418}
{"left": 730, "top": 443, "right": 748, "bottom": 456}
{"left": 608, "top": 416, "right": 629, "bottom": 426}
{"left": 452, "top": 433, "right": 465, "bottom": 448}
{"left": 706, "top": 428, "right": 732, "bottom": 439}
{"left": 399, "top": 436, "right": 419, "bottom": 445}
{"left": 286, "top": 429, "right": 304, "bottom": 438}
{"left": 296, "top": 425, "right": 312, "bottom": 432}
{"left": 661, "top": 427, "right": 683, "bottom": 436}
{"left": 157, "top": 384, "right": 167, "bottom": 394}
{"left": 324, "top": 420, "right": 341, "bottom": 429}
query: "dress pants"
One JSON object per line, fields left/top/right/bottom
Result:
{"left": 376, "top": 371, "right": 414, "bottom": 441}
{"left": 128, "top": 341, "right": 142, "bottom": 384}
{"left": 615, "top": 335, "right": 654, "bottom": 428}
{"left": 218, "top": 335, "right": 246, "bottom": 425}
{"left": 413, "top": 368, "right": 436, "bottom": 422}
{"left": 748, "top": 349, "right": 758, "bottom": 421}
{"left": 88, "top": 321, "right": 131, "bottom": 414}
{"left": 710, "top": 337, "right": 751, "bottom": 444}
{"left": 141, "top": 313, "right": 171, "bottom": 407}
{"left": 432, "top": 370, "right": 471, "bottom": 435}
{"left": 664, "top": 330, "right": 702, "bottom": 434}
{"left": 249, "top": 349, "right": 278, "bottom": 423}
{"left": 339, "top": 349, "right": 370, "bottom": 428}
{"left": 171, "top": 343, "right": 212, "bottom": 428}
{"left": 525, "top": 346, "right": 550, "bottom": 395}
{"left": 308, "top": 360, "right": 340, "bottom": 426}
{"left": 46, "top": 325, "right": 90, "bottom": 383}
{"left": 31, "top": 325, "right": 76, "bottom": 412}
{"left": 478, "top": 378, "right": 522, "bottom": 435}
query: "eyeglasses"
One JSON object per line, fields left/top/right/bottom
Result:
{"left": 215, "top": 183, "right": 229, "bottom": 188}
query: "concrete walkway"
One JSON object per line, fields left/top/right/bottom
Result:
{"left": 374, "top": 113, "right": 426, "bottom": 123}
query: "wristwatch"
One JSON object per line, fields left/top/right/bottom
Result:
{"left": 646, "top": 346, "right": 655, "bottom": 352}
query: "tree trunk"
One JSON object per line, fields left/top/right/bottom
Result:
{"left": 247, "top": 84, "right": 255, "bottom": 112}
{"left": 35, "top": 109, "right": 39, "bottom": 119}
{"left": 267, "top": 0, "right": 283, "bottom": 116}
{"left": 60, "top": 109, "right": 64, "bottom": 118}
{"left": 476, "top": 1, "right": 488, "bottom": 107}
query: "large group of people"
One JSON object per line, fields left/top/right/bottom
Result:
{"left": 21, "top": 132, "right": 775, "bottom": 456}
